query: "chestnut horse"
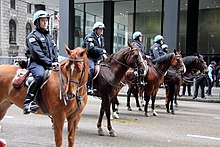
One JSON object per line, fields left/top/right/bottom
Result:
{"left": 0, "top": 45, "right": 89, "bottom": 147}
{"left": 125, "top": 52, "right": 185, "bottom": 117}
{"left": 164, "top": 54, "right": 208, "bottom": 114}
{"left": 90, "top": 43, "right": 146, "bottom": 136}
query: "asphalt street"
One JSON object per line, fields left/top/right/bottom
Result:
{"left": 0, "top": 90, "right": 220, "bottom": 147}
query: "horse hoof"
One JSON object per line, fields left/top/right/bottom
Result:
{"left": 171, "top": 110, "right": 175, "bottom": 115}
{"left": 138, "top": 107, "right": 143, "bottom": 111}
{"left": 98, "top": 128, "right": 104, "bottom": 136}
{"left": 109, "top": 131, "right": 117, "bottom": 137}
{"left": 127, "top": 107, "right": 132, "bottom": 111}
{"left": 152, "top": 110, "right": 158, "bottom": 116}
{"left": 145, "top": 112, "right": 150, "bottom": 117}
{"left": 113, "top": 112, "right": 119, "bottom": 119}
{"left": 167, "top": 110, "right": 170, "bottom": 113}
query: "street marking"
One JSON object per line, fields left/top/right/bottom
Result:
{"left": 5, "top": 116, "right": 14, "bottom": 118}
{"left": 187, "top": 134, "right": 220, "bottom": 141}
{"left": 214, "top": 117, "right": 220, "bottom": 119}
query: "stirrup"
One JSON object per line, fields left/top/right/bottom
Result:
{"left": 23, "top": 102, "right": 39, "bottom": 114}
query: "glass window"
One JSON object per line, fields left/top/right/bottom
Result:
{"left": 114, "top": 1, "right": 134, "bottom": 52}
{"left": 10, "top": 0, "right": 15, "bottom": 9}
{"left": 9, "top": 19, "right": 16, "bottom": 44}
{"left": 179, "top": 0, "right": 188, "bottom": 55}
{"left": 136, "top": 0, "right": 162, "bottom": 54}
{"left": 27, "top": 3, "right": 31, "bottom": 14}
{"left": 75, "top": 4, "right": 84, "bottom": 47}
{"left": 26, "top": 22, "right": 32, "bottom": 37}
{"left": 198, "top": 0, "right": 220, "bottom": 62}
{"left": 85, "top": 2, "right": 103, "bottom": 35}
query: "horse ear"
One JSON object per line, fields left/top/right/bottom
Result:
{"left": 80, "top": 48, "right": 87, "bottom": 57}
{"left": 64, "top": 44, "right": 71, "bottom": 56}
{"left": 173, "top": 49, "right": 177, "bottom": 55}
{"left": 127, "top": 42, "right": 132, "bottom": 48}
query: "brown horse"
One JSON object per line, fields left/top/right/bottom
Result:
{"left": 90, "top": 43, "right": 146, "bottom": 136}
{"left": 164, "top": 54, "right": 208, "bottom": 114}
{"left": 0, "top": 45, "right": 89, "bottom": 147}
{"left": 125, "top": 51, "right": 185, "bottom": 117}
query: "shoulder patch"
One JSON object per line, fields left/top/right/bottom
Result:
{"left": 40, "top": 38, "right": 45, "bottom": 42}
{"left": 88, "top": 38, "right": 93, "bottom": 42}
{"left": 29, "top": 37, "right": 36, "bottom": 43}
{"left": 154, "top": 47, "right": 158, "bottom": 50}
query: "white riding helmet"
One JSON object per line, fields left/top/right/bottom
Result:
{"left": 33, "top": 10, "right": 50, "bottom": 25}
{"left": 132, "top": 31, "right": 142, "bottom": 40}
{"left": 154, "top": 35, "right": 164, "bottom": 42}
{"left": 162, "top": 44, "right": 168, "bottom": 50}
{"left": 93, "top": 22, "right": 105, "bottom": 31}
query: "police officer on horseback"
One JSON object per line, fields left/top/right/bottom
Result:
{"left": 82, "top": 22, "right": 107, "bottom": 94}
{"left": 132, "top": 31, "right": 146, "bottom": 86}
{"left": 150, "top": 35, "right": 165, "bottom": 61}
{"left": 24, "top": 10, "right": 58, "bottom": 114}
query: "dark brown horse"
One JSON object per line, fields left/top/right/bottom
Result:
{"left": 90, "top": 43, "right": 146, "bottom": 136}
{"left": 0, "top": 45, "right": 89, "bottom": 147}
{"left": 125, "top": 52, "right": 185, "bottom": 117}
{"left": 164, "top": 54, "right": 208, "bottom": 114}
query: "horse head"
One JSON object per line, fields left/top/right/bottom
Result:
{"left": 171, "top": 50, "right": 186, "bottom": 73}
{"left": 125, "top": 42, "right": 146, "bottom": 70}
{"left": 194, "top": 53, "right": 208, "bottom": 73}
{"left": 62, "top": 45, "right": 89, "bottom": 100}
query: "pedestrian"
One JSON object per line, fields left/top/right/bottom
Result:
{"left": 132, "top": 31, "right": 146, "bottom": 86}
{"left": 149, "top": 34, "right": 165, "bottom": 61}
{"left": 82, "top": 22, "right": 107, "bottom": 94}
{"left": 24, "top": 10, "right": 59, "bottom": 114}
{"left": 215, "top": 61, "right": 220, "bottom": 87}
{"left": 193, "top": 71, "right": 206, "bottom": 99}
{"left": 206, "top": 61, "right": 217, "bottom": 96}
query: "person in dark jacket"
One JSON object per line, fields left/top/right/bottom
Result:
{"left": 150, "top": 35, "right": 165, "bottom": 61}
{"left": 24, "top": 10, "right": 58, "bottom": 114}
{"left": 132, "top": 31, "right": 146, "bottom": 86}
{"left": 193, "top": 71, "right": 206, "bottom": 99}
{"left": 206, "top": 61, "right": 217, "bottom": 96}
{"left": 82, "top": 22, "right": 107, "bottom": 94}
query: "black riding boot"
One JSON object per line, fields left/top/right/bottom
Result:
{"left": 87, "top": 74, "right": 96, "bottom": 94}
{"left": 23, "top": 80, "right": 40, "bottom": 114}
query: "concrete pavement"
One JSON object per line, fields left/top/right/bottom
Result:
{"left": 118, "top": 85, "right": 220, "bottom": 103}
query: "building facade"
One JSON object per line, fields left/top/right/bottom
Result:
{"left": 0, "top": 0, "right": 58, "bottom": 58}
{"left": 0, "top": 0, "right": 219, "bottom": 64}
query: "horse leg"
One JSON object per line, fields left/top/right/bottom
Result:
{"left": 138, "top": 88, "right": 144, "bottom": 106}
{"left": 67, "top": 113, "right": 82, "bottom": 147}
{"left": 151, "top": 96, "right": 158, "bottom": 116}
{"left": 144, "top": 92, "right": 150, "bottom": 117}
{"left": 127, "top": 87, "right": 132, "bottom": 111}
{"left": 133, "top": 88, "right": 142, "bottom": 111}
{"left": 165, "top": 88, "right": 170, "bottom": 113}
{"left": 170, "top": 97, "right": 175, "bottom": 115}
{"left": 97, "top": 101, "right": 105, "bottom": 136}
{"left": 174, "top": 94, "right": 178, "bottom": 107}
{"left": 0, "top": 100, "right": 12, "bottom": 121}
{"left": 111, "top": 98, "right": 119, "bottom": 119}
{"left": 106, "top": 102, "right": 116, "bottom": 137}
{"left": 52, "top": 113, "right": 65, "bottom": 147}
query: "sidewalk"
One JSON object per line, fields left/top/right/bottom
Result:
{"left": 118, "top": 85, "right": 220, "bottom": 103}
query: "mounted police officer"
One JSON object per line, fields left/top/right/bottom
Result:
{"left": 82, "top": 22, "right": 107, "bottom": 94}
{"left": 132, "top": 31, "right": 146, "bottom": 86}
{"left": 24, "top": 10, "right": 58, "bottom": 114}
{"left": 150, "top": 35, "right": 165, "bottom": 61}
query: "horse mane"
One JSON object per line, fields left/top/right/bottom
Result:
{"left": 152, "top": 53, "right": 174, "bottom": 64}
{"left": 183, "top": 56, "right": 195, "bottom": 67}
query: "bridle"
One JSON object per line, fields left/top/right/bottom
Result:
{"left": 110, "top": 47, "right": 144, "bottom": 69}
{"left": 59, "top": 57, "right": 87, "bottom": 106}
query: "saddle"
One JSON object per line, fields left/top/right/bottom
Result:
{"left": 11, "top": 60, "right": 51, "bottom": 115}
